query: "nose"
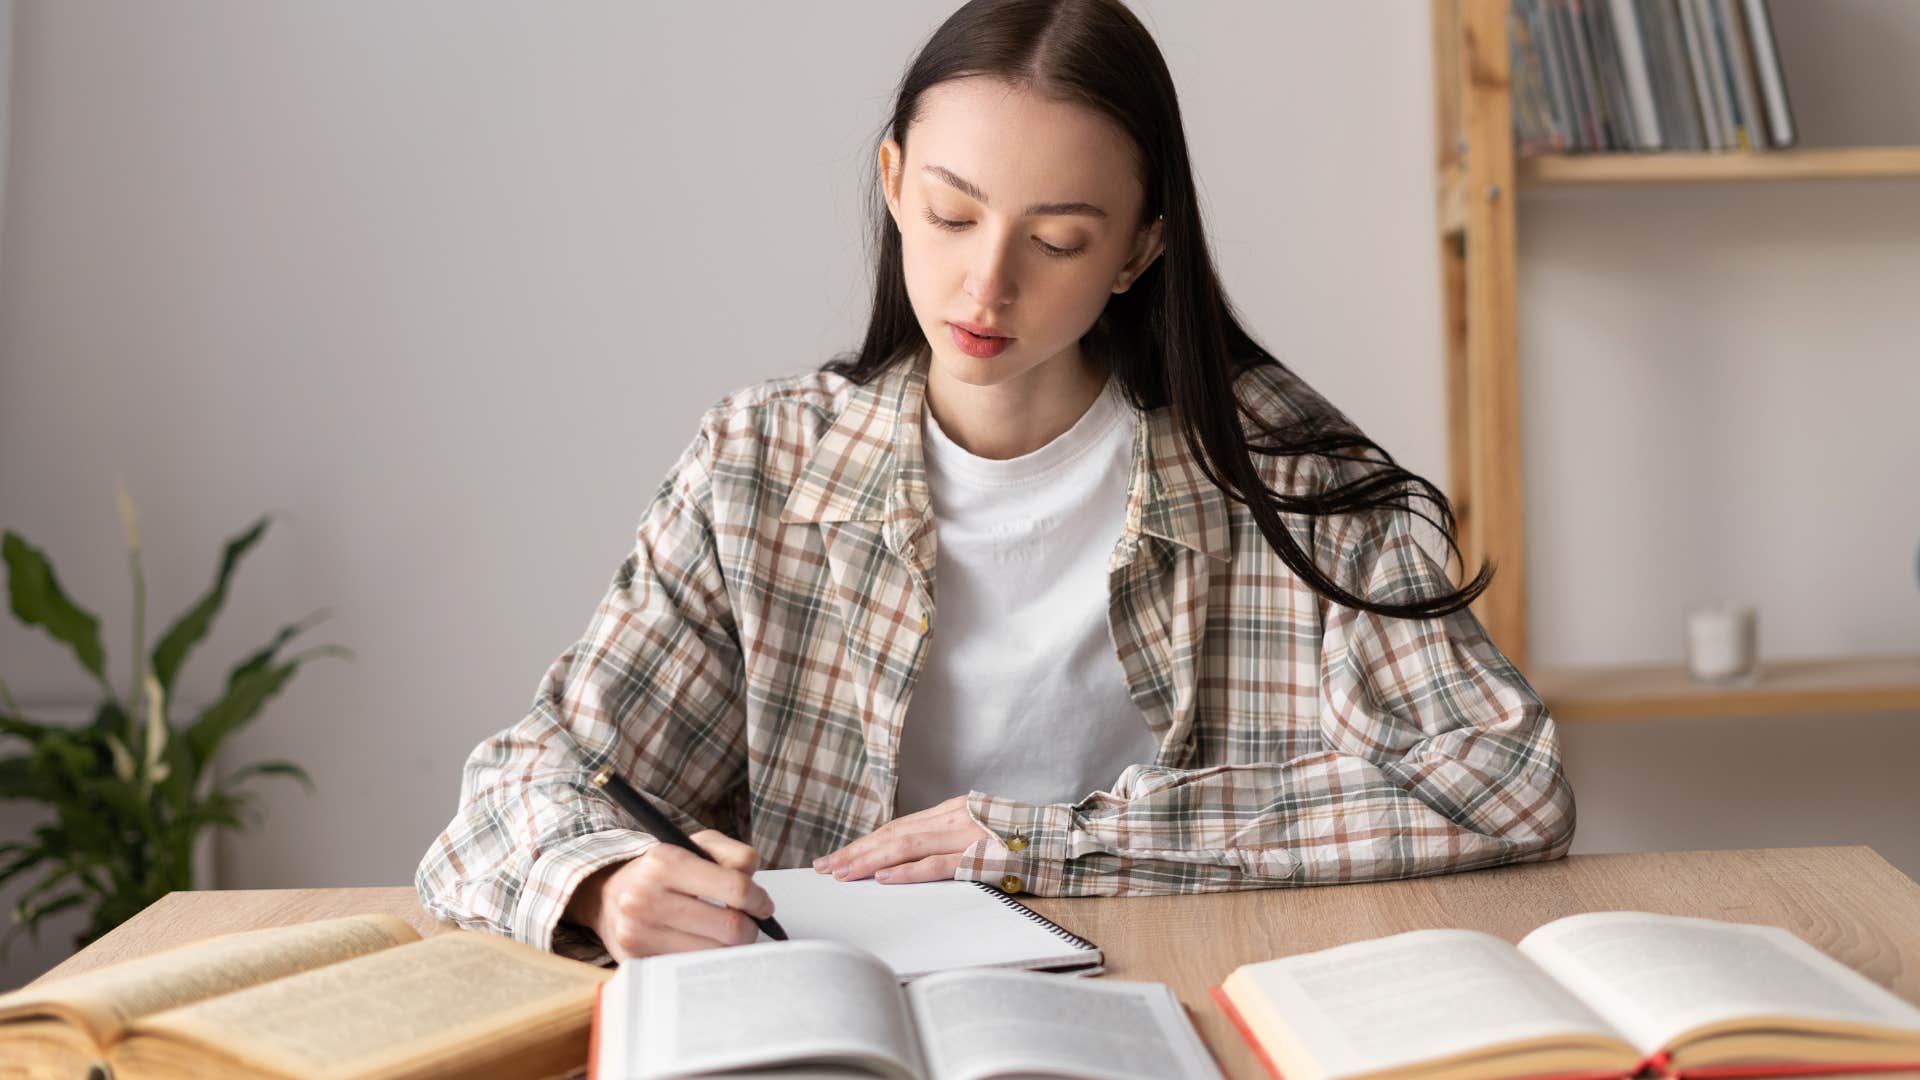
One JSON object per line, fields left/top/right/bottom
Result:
{"left": 962, "top": 230, "right": 1017, "bottom": 311}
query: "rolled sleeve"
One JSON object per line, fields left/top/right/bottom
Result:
{"left": 516, "top": 828, "right": 661, "bottom": 959}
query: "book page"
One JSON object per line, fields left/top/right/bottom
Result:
{"left": 617, "top": 940, "right": 923, "bottom": 1080}
{"left": 907, "top": 969, "right": 1220, "bottom": 1080}
{"left": 0, "top": 913, "right": 417, "bottom": 1045}
{"left": 1519, "top": 911, "right": 1920, "bottom": 1055}
{"left": 123, "top": 930, "right": 608, "bottom": 1079}
{"left": 1229, "top": 929, "right": 1632, "bottom": 1079}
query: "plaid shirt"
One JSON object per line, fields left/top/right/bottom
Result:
{"left": 417, "top": 351, "right": 1576, "bottom": 963}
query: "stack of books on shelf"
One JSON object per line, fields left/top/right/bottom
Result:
{"left": 1508, "top": 0, "right": 1796, "bottom": 156}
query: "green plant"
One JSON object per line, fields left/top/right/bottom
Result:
{"left": 0, "top": 480, "right": 349, "bottom": 957}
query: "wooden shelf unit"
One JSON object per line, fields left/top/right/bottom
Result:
{"left": 1519, "top": 145, "right": 1920, "bottom": 186}
{"left": 1429, "top": 0, "right": 1920, "bottom": 721}
{"left": 1531, "top": 654, "right": 1920, "bottom": 723}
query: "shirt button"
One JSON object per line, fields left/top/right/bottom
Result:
{"left": 920, "top": 611, "right": 930, "bottom": 634}
{"left": 1000, "top": 874, "right": 1023, "bottom": 894}
{"left": 1004, "top": 835, "right": 1028, "bottom": 852}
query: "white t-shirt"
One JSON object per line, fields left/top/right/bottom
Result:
{"left": 892, "top": 375, "right": 1160, "bottom": 817}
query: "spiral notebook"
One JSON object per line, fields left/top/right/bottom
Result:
{"left": 750, "top": 867, "right": 1103, "bottom": 981}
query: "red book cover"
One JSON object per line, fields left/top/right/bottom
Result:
{"left": 587, "top": 980, "right": 607, "bottom": 1080}
{"left": 1209, "top": 984, "right": 1289, "bottom": 1080}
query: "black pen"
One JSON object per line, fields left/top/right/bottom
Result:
{"left": 588, "top": 767, "right": 789, "bottom": 941}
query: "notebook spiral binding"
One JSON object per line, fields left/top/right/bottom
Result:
{"left": 970, "top": 882, "right": 1100, "bottom": 953}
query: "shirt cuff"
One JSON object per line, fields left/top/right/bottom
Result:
{"left": 514, "top": 827, "right": 660, "bottom": 956}
{"left": 955, "top": 791, "right": 1080, "bottom": 896}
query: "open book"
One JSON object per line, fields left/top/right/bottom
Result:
{"left": 590, "top": 939, "right": 1221, "bottom": 1080}
{"left": 1211, "top": 910, "right": 1920, "bottom": 1080}
{"left": 0, "top": 913, "right": 610, "bottom": 1080}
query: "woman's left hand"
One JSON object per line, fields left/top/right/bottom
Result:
{"left": 814, "top": 794, "right": 986, "bottom": 884}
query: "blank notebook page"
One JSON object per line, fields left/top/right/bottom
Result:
{"left": 751, "top": 867, "right": 1102, "bottom": 981}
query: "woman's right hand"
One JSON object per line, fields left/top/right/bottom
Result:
{"left": 564, "top": 828, "right": 775, "bottom": 962}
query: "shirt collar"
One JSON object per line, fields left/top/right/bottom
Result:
{"left": 779, "top": 350, "right": 1232, "bottom": 563}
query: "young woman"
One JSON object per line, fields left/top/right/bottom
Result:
{"left": 418, "top": 0, "right": 1575, "bottom": 965}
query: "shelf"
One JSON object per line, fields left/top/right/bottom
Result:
{"left": 1530, "top": 654, "right": 1920, "bottom": 723}
{"left": 1436, "top": 2, "right": 1917, "bottom": 685}
{"left": 1517, "top": 146, "right": 1920, "bottom": 187}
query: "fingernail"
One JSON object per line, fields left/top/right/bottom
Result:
{"left": 833, "top": 867, "right": 849, "bottom": 879}
{"left": 812, "top": 857, "right": 825, "bottom": 870}
{"left": 875, "top": 869, "right": 891, "bottom": 881}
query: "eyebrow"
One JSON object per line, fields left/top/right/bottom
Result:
{"left": 921, "top": 164, "right": 1109, "bottom": 220}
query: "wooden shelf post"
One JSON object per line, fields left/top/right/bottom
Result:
{"left": 1435, "top": 0, "right": 1530, "bottom": 671}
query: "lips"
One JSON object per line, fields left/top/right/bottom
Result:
{"left": 949, "top": 319, "right": 1010, "bottom": 339}
{"left": 948, "top": 321, "right": 1013, "bottom": 359}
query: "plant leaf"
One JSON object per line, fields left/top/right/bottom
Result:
{"left": 223, "top": 758, "right": 315, "bottom": 794}
{"left": 33, "top": 731, "right": 94, "bottom": 786}
{"left": 12, "top": 861, "right": 90, "bottom": 915}
{"left": 86, "top": 699, "right": 133, "bottom": 743}
{"left": 0, "top": 843, "right": 49, "bottom": 890}
{"left": 182, "top": 788, "right": 251, "bottom": 831}
{"left": 0, "top": 754, "right": 58, "bottom": 801}
{"left": 0, "top": 711, "right": 57, "bottom": 744}
{"left": 155, "top": 727, "right": 199, "bottom": 818}
{"left": 182, "top": 664, "right": 295, "bottom": 773}
{"left": 183, "top": 645, "right": 348, "bottom": 772}
{"left": 224, "top": 607, "right": 332, "bottom": 690}
{"left": 16, "top": 891, "right": 88, "bottom": 938}
{"left": 147, "top": 516, "right": 270, "bottom": 697}
{"left": 1, "top": 532, "right": 113, "bottom": 694}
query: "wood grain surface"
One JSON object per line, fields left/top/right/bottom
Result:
{"left": 26, "top": 846, "right": 1920, "bottom": 1080}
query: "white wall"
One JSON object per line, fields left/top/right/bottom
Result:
{"left": 0, "top": 0, "right": 11, "bottom": 236}
{"left": 1, "top": 1, "right": 1915, "bottom": 989}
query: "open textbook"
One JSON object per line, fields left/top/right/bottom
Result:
{"left": 1212, "top": 910, "right": 1920, "bottom": 1080}
{"left": 590, "top": 939, "right": 1221, "bottom": 1080}
{"left": 0, "top": 913, "right": 609, "bottom": 1080}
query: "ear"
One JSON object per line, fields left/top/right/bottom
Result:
{"left": 1114, "top": 214, "right": 1165, "bottom": 294}
{"left": 879, "top": 138, "right": 905, "bottom": 227}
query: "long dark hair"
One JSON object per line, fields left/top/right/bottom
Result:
{"left": 823, "top": 0, "right": 1493, "bottom": 621}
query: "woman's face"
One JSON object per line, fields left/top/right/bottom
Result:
{"left": 880, "top": 77, "right": 1164, "bottom": 391}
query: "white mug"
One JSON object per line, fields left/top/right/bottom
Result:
{"left": 1685, "top": 605, "right": 1757, "bottom": 684}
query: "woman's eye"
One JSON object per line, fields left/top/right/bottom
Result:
{"left": 920, "top": 206, "right": 1087, "bottom": 260}
{"left": 922, "top": 206, "right": 968, "bottom": 232}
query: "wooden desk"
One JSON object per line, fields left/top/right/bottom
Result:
{"left": 31, "top": 845, "right": 1920, "bottom": 1080}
